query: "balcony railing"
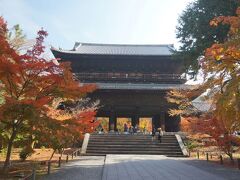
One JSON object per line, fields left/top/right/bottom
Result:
{"left": 75, "top": 72, "right": 186, "bottom": 83}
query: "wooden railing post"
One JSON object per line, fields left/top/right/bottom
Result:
{"left": 47, "top": 161, "right": 51, "bottom": 175}
{"left": 237, "top": 158, "right": 240, "bottom": 170}
{"left": 66, "top": 155, "right": 69, "bottom": 163}
{"left": 58, "top": 157, "right": 61, "bottom": 167}
{"left": 220, "top": 155, "right": 223, "bottom": 165}
{"left": 206, "top": 153, "right": 209, "bottom": 161}
{"left": 32, "top": 166, "right": 36, "bottom": 180}
{"left": 197, "top": 151, "right": 199, "bottom": 159}
{"left": 72, "top": 153, "right": 74, "bottom": 159}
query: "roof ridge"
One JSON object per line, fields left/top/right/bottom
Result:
{"left": 75, "top": 42, "right": 174, "bottom": 47}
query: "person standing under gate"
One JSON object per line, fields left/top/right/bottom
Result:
{"left": 157, "top": 128, "right": 163, "bottom": 143}
{"left": 129, "top": 126, "right": 134, "bottom": 135}
{"left": 124, "top": 123, "right": 128, "bottom": 134}
{"left": 151, "top": 127, "right": 156, "bottom": 141}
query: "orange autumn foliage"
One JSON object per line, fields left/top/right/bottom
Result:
{"left": 180, "top": 117, "right": 202, "bottom": 134}
{"left": 168, "top": 7, "right": 240, "bottom": 160}
{"left": 0, "top": 17, "right": 97, "bottom": 170}
{"left": 181, "top": 116, "right": 240, "bottom": 159}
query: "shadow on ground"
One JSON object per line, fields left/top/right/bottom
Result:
{"left": 42, "top": 155, "right": 240, "bottom": 180}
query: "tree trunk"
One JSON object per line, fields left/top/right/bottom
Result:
{"left": 29, "top": 135, "right": 35, "bottom": 149}
{"left": 229, "top": 152, "right": 234, "bottom": 161}
{"left": 60, "top": 148, "right": 65, "bottom": 158}
{"left": 2, "top": 130, "right": 17, "bottom": 172}
{"left": 49, "top": 149, "right": 56, "bottom": 161}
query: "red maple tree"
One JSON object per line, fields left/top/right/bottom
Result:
{"left": 0, "top": 17, "right": 96, "bottom": 171}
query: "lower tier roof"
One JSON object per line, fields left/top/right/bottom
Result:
{"left": 82, "top": 83, "right": 193, "bottom": 90}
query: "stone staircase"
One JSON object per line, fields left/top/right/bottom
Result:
{"left": 85, "top": 134, "right": 186, "bottom": 157}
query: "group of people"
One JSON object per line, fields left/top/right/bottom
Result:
{"left": 123, "top": 123, "right": 164, "bottom": 142}
{"left": 96, "top": 124, "right": 104, "bottom": 134}
{"left": 96, "top": 123, "right": 164, "bottom": 143}
{"left": 123, "top": 123, "right": 140, "bottom": 134}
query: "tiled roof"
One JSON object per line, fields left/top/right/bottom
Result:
{"left": 52, "top": 42, "right": 175, "bottom": 56}
{"left": 192, "top": 96, "right": 211, "bottom": 112}
{"left": 82, "top": 83, "right": 192, "bottom": 90}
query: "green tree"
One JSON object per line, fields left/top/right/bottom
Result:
{"left": 169, "top": 7, "right": 240, "bottom": 159}
{"left": 176, "top": 0, "right": 239, "bottom": 73}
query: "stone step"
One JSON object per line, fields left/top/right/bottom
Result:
{"left": 88, "top": 143, "right": 179, "bottom": 148}
{"left": 88, "top": 144, "right": 179, "bottom": 147}
{"left": 89, "top": 138, "right": 176, "bottom": 140}
{"left": 87, "top": 144, "right": 181, "bottom": 148}
{"left": 89, "top": 139, "right": 178, "bottom": 144}
{"left": 86, "top": 134, "right": 184, "bottom": 157}
{"left": 91, "top": 134, "right": 175, "bottom": 136}
{"left": 86, "top": 149, "right": 183, "bottom": 155}
{"left": 90, "top": 139, "right": 178, "bottom": 143}
{"left": 86, "top": 150, "right": 183, "bottom": 156}
{"left": 82, "top": 153, "right": 185, "bottom": 157}
{"left": 87, "top": 148, "right": 180, "bottom": 151}
{"left": 90, "top": 137, "right": 177, "bottom": 140}
{"left": 89, "top": 138, "right": 177, "bottom": 141}
{"left": 88, "top": 147, "right": 181, "bottom": 152}
{"left": 90, "top": 134, "right": 176, "bottom": 137}
{"left": 91, "top": 135, "right": 176, "bottom": 139}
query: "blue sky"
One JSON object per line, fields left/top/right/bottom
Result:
{"left": 0, "top": 0, "right": 192, "bottom": 50}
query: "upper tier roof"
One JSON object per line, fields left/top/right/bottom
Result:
{"left": 52, "top": 42, "right": 175, "bottom": 56}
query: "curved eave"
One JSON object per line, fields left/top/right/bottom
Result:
{"left": 50, "top": 47, "right": 174, "bottom": 58}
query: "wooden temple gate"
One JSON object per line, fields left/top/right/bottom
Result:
{"left": 51, "top": 42, "right": 187, "bottom": 132}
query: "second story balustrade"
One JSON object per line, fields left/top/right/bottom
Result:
{"left": 74, "top": 72, "right": 186, "bottom": 84}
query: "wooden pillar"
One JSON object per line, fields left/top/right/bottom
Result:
{"left": 160, "top": 111, "right": 165, "bottom": 131}
{"left": 131, "top": 115, "right": 139, "bottom": 127}
{"left": 109, "top": 110, "right": 116, "bottom": 132}
{"left": 176, "top": 115, "right": 181, "bottom": 132}
{"left": 131, "top": 117, "right": 135, "bottom": 127}
{"left": 152, "top": 115, "right": 160, "bottom": 130}
{"left": 131, "top": 107, "right": 140, "bottom": 127}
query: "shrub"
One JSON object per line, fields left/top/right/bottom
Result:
{"left": 19, "top": 148, "right": 34, "bottom": 161}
